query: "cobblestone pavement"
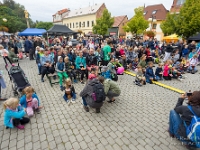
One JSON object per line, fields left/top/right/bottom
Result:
{"left": 0, "top": 58, "right": 199, "bottom": 150}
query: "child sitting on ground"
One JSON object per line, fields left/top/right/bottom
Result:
{"left": 101, "top": 66, "right": 111, "bottom": 79}
{"left": 163, "top": 60, "right": 173, "bottom": 80}
{"left": 155, "top": 63, "right": 163, "bottom": 80}
{"left": 64, "top": 56, "right": 77, "bottom": 83}
{"left": 188, "top": 54, "right": 198, "bottom": 74}
{"left": 114, "top": 59, "right": 124, "bottom": 75}
{"left": 9, "top": 48, "right": 18, "bottom": 62}
{"left": 132, "top": 57, "right": 139, "bottom": 71}
{"left": 63, "top": 78, "right": 76, "bottom": 105}
{"left": 20, "top": 86, "right": 42, "bottom": 117}
{"left": 88, "top": 67, "right": 98, "bottom": 79}
{"left": 4, "top": 98, "right": 30, "bottom": 129}
{"left": 135, "top": 66, "right": 146, "bottom": 86}
{"left": 17, "top": 49, "right": 23, "bottom": 60}
{"left": 145, "top": 61, "right": 157, "bottom": 84}
{"left": 56, "top": 56, "right": 69, "bottom": 91}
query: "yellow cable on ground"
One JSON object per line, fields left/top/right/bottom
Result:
{"left": 124, "top": 71, "right": 185, "bottom": 94}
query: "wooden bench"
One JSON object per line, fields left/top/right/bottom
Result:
{"left": 46, "top": 72, "right": 59, "bottom": 87}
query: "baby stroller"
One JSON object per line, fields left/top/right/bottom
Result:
{"left": 5, "top": 63, "right": 30, "bottom": 97}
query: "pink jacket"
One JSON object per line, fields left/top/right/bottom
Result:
{"left": 163, "top": 65, "right": 169, "bottom": 77}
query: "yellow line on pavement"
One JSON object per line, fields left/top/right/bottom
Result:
{"left": 124, "top": 71, "right": 185, "bottom": 94}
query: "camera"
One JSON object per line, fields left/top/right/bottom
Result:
{"left": 186, "top": 90, "right": 192, "bottom": 96}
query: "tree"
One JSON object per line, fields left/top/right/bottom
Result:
{"left": 0, "top": 0, "right": 35, "bottom": 33}
{"left": 123, "top": 7, "right": 148, "bottom": 36}
{"left": 160, "top": 13, "right": 177, "bottom": 36}
{"left": 176, "top": 0, "right": 200, "bottom": 38}
{"left": 36, "top": 22, "right": 53, "bottom": 30}
{"left": 161, "top": 0, "right": 200, "bottom": 38}
{"left": 144, "top": 30, "right": 155, "bottom": 38}
{"left": 92, "top": 9, "right": 114, "bottom": 35}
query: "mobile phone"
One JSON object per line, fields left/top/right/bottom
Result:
{"left": 187, "top": 92, "right": 192, "bottom": 96}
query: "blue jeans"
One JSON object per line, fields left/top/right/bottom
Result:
{"left": 169, "top": 110, "right": 192, "bottom": 146}
{"left": 146, "top": 76, "right": 154, "bottom": 83}
{"left": 82, "top": 97, "right": 87, "bottom": 106}
{"left": 156, "top": 75, "right": 163, "bottom": 80}
{"left": 38, "top": 63, "right": 41, "bottom": 74}
{"left": 169, "top": 110, "right": 182, "bottom": 139}
{"left": 63, "top": 93, "right": 76, "bottom": 101}
{"left": 188, "top": 66, "right": 197, "bottom": 72}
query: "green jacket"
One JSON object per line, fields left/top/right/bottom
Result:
{"left": 103, "top": 79, "right": 121, "bottom": 95}
{"left": 103, "top": 45, "right": 111, "bottom": 61}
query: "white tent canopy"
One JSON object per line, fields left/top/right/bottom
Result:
{"left": 0, "top": 31, "right": 11, "bottom": 36}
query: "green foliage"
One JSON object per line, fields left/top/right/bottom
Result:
{"left": 144, "top": 30, "right": 155, "bottom": 38}
{"left": 176, "top": 0, "right": 200, "bottom": 38}
{"left": 160, "top": 13, "right": 177, "bottom": 36}
{"left": 36, "top": 22, "right": 53, "bottom": 30}
{"left": 0, "top": 0, "right": 35, "bottom": 33}
{"left": 92, "top": 9, "right": 114, "bottom": 35}
{"left": 161, "top": 0, "right": 200, "bottom": 38}
{"left": 123, "top": 7, "right": 149, "bottom": 36}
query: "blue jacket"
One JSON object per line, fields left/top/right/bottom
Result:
{"left": 146, "top": 67, "right": 155, "bottom": 79}
{"left": 56, "top": 62, "right": 65, "bottom": 71}
{"left": 75, "top": 56, "right": 86, "bottom": 69}
{"left": 4, "top": 105, "right": 25, "bottom": 128}
{"left": 20, "top": 93, "right": 40, "bottom": 108}
{"left": 101, "top": 70, "right": 111, "bottom": 79}
{"left": 24, "top": 40, "right": 33, "bottom": 51}
{"left": 182, "top": 48, "right": 189, "bottom": 57}
{"left": 40, "top": 55, "right": 54, "bottom": 66}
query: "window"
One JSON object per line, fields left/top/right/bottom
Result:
{"left": 152, "top": 10, "right": 157, "bottom": 14}
{"left": 87, "top": 21, "right": 89, "bottom": 27}
{"left": 143, "top": 11, "right": 147, "bottom": 15}
{"left": 177, "top": 0, "right": 185, "bottom": 5}
{"left": 73, "top": 23, "right": 74, "bottom": 28}
{"left": 67, "top": 24, "right": 69, "bottom": 27}
{"left": 70, "top": 23, "right": 71, "bottom": 28}
{"left": 91, "top": 21, "right": 94, "bottom": 26}
{"left": 82, "top": 22, "right": 85, "bottom": 27}
{"left": 76, "top": 22, "right": 78, "bottom": 28}
{"left": 152, "top": 24, "right": 157, "bottom": 29}
{"left": 79, "top": 22, "right": 81, "bottom": 28}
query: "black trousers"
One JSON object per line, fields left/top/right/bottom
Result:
{"left": 78, "top": 69, "right": 88, "bottom": 80}
{"left": 29, "top": 49, "right": 35, "bottom": 60}
{"left": 3, "top": 56, "right": 12, "bottom": 65}
{"left": 41, "top": 66, "right": 55, "bottom": 79}
{"left": 13, "top": 117, "right": 30, "bottom": 126}
{"left": 102, "top": 60, "right": 109, "bottom": 66}
{"left": 67, "top": 70, "right": 77, "bottom": 80}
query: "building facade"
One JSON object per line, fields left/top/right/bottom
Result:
{"left": 144, "top": 4, "right": 168, "bottom": 41}
{"left": 108, "top": 15, "right": 128, "bottom": 37}
{"left": 62, "top": 3, "right": 106, "bottom": 34}
{"left": 170, "top": 0, "right": 185, "bottom": 13}
{"left": 52, "top": 9, "right": 70, "bottom": 24}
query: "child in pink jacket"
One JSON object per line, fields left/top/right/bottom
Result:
{"left": 163, "top": 60, "right": 172, "bottom": 80}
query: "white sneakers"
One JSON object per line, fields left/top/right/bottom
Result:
{"left": 66, "top": 99, "right": 76, "bottom": 105}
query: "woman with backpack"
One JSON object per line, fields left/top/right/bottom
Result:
{"left": 80, "top": 75, "right": 105, "bottom": 113}
{"left": 168, "top": 91, "right": 200, "bottom": 148}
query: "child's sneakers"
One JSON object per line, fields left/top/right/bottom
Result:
{"left": 71, "top": 99, "right": 76, "bottom": 103}
{"left": 66, "top": 100, "right": 71, "bottom": 105}
{"left": 16, "top": 125, "right": 25, "bottom": 130}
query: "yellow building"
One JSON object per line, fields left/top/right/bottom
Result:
{"left": 62, "top": 3, "right": 106, "bottom": 35}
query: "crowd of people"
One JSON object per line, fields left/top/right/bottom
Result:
{"left": 1, "top": 35, "right": 200, "bottom": 148}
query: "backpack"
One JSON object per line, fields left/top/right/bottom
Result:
{"left": 92, "top": 81, "right": 106, "bottom": 103}
{"left": 184, "top": 105, "right": 200, "bottom": 148}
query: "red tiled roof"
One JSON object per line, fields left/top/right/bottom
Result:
{"left": 53, "top": 8, "right": 69, "bottom": 16}
{"left": 170, "top": 0, "right": 184, "bottom": 13}
{"left": 112, "top": 15, "right": 127, "bottom": 27}
{"left": 144, "top": 4, "right": 168, "bottom": 21}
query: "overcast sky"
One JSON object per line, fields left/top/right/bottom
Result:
{"left": 12, "top": 0, "right": 172, "bottom": 22}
